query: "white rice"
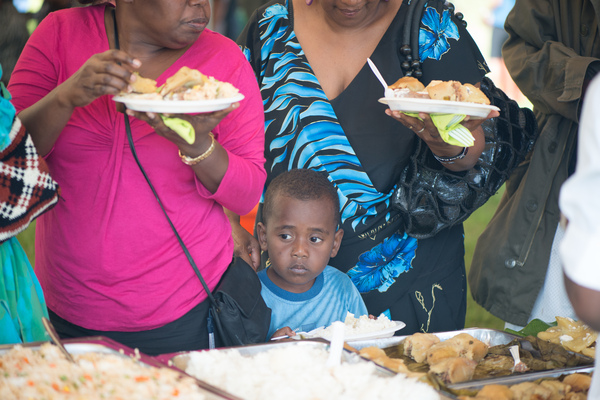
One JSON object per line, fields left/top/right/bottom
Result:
{"left": 185, "top": 345, "right": 440, "bottom": 400}
{"left": 308, "top": 312, "right": 397, "bottom": 339}
{"left": 0, "top": 343, "right": 206, "bottom": 400}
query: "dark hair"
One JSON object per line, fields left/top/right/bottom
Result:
{"left": 263, "top": 169, "right": 340, "bottom": 226}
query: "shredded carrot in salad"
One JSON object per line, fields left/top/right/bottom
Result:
{"left": 0, "top": 343, "right": 206, "bottom": 399}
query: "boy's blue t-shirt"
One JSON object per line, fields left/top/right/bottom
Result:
{"left": 258, "top": 265, "right": 368, "bottom": 339}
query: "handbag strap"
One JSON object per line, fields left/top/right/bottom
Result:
{"left": 112, "top": 8, "right": 218, "bottom": 307}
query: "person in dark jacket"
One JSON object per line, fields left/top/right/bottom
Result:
{"left": 470, "top": 0, "right": 600, "bottom": 329}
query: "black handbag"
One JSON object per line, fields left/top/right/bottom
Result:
{"left": 391, "top": 77, "right": 538, "bottom": 238}
{"left": 389, "top": 1, "right": 538, "bottom": 238}
{"left": 209, "top": 257, "right": 272, "bottom": 348}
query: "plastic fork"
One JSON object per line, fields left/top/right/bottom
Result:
{"left": 448, "top": 125, "right": 474, "bottom": 147}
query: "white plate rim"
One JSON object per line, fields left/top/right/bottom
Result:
{"left": 379, "top": 97, "right": 500, "bottom": 119}
{"left": 112, "top": 93, "right": 245, "bottom": 114}
{"left": 305, "top": 320, "right": 406, "bottom": 342}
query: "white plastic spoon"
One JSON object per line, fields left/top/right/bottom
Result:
{"left": 326, "top": 321, "right": 345, "bottom": 368}
{"left": 367, "top": 58, "right": 394, "bottom": 98}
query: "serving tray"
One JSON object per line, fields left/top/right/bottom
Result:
{"left": 160, "top": 339, "right": 458, "bottom": 400}
{"left": 0, "top": 336, "right": 239, "bottom": 400}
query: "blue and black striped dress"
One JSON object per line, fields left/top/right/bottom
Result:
{"left": 238, "top": 0, "right": 489, "bottom": 334}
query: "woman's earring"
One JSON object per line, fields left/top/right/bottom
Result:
{"left": 306, "top": 0, "right": 313, "bottom": 5}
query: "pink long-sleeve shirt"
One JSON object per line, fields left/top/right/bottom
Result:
{"left": 8, "top": 5, "right": 266, "bottom": 331}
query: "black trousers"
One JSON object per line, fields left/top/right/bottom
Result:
{"left": 48, "top": 299, "right": 211, "bottom": 356}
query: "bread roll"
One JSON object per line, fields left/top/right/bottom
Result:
{"left": 462, "top": 83, "right": 490, "bottom": 105}
{"left": 389, "top": 76, "right": 426, "bottom": 92}
{"left": 129, "top": 73, "right": 158, "bottom": 94}
{"left": 426, "top": 80, "right": 461, "bottom": 101}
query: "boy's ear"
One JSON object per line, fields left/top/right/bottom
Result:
{"left": 330, "top": 228, "right": 344, "bottom": 258}
{"left": 256, "top": 222, "right": 269, "bottom": 251}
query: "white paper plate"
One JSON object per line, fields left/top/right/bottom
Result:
{"left": 379, "top": 97, "right": 499, "bottom": 119}
{"left": 305, "top": 320, "right": 406, "bottom": 342}
{"left": 112, "top": 94, "right": 245, "bottom": 114}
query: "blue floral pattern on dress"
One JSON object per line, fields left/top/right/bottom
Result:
{"left": 419, "top": 7, "right": 459, "bottom": 61}
{"left": 347, "top": 233, "right": 418, "bottom": 293}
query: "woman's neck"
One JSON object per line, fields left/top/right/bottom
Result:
{"left": 105, "top": 6, "right": 190, "bottom": 80}
{"left": 292, "top": 0, "right": 401, "bottom": 100}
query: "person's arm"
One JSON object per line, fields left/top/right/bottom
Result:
{"left": 8, "top": 12, "right": 142, "bottom": 156}
{"left": 386, "top": 108, "right": 498, "bottom": 172}
{"left": 503, "top": 0, "right": 599, "bottom": 121}
{"left": 559, "top": 76, "right": 600, "bottom": 331}
{"left": 224, "top": 208, "right": 261, "bottom": 270}
{"left": 270, "top": 326, "right": 295, "bottom": 340}
{"left": 563, "top": 275, "right": 600, "bottom": 331}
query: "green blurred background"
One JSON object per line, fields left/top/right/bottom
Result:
{"left": 14, "top": 0, "right": 507, "bottom": 331}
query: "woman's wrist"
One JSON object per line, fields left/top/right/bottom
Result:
{"left": 178, "top": 132, "right": 216, "bottom": 165}
{"left": 432, "top": 146, "right": 468, "bottom": 164}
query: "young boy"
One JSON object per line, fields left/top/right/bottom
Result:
{"left": 256, "top": 168, "right": 368, "bottom": 339}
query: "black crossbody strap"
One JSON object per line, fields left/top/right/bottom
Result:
{"left": 112, "top": 8, "right": 218, "bottom": 306}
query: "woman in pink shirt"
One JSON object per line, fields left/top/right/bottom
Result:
{"left": 8, "top": 0, "right": 265, "bottom": 355}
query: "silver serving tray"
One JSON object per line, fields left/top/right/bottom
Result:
{"left": 349, "top": 327, "right": 522, "bottom": 350}
{"left": 160, "top": 338, "right": 458, "bottom": 400}
{"left": 0, "top": 336, "right": 239, "bottom": 400}
{"left": 448, "top": 366, "right": 595, "bottom": 391}
{"left": 347, "top": 328, "right": 595, "bottom": 387}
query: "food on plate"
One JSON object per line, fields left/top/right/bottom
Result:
{"left": 306, "top": 311, "right": 398, "bottom": 340}
{"left": 426, "top": 333, "right": 489, "bottom": 365}
{"left": 389, "top": 76, "right": 425, "bottom": 91}
{"left": 455, "top": 372, "right": 592, "bottom": 400}
{"left": 119, "top": 66, "right": 240, "bottom": 101}
{"left": 184, "top": 345, "right": 441, "bottom": 400}
{"left": 404, "top": 332, "right": 441, "bottom": 363}
{"left": 358, "top": 346, "right": 423, "bottom": 377}
{"left": 381, "top": 331, "right": 592, "bottom": 385}
{"left": 563, "top": 373, "right": 592, "bottom": 392}
{"left": 428, "top": 357, "right": 478, "bottom": 384}
{"left": 467, "top": 384, "right": 514, "bottom": 400}
{"left": 537, "top": 316, "right": 597, "bottom": 358}
{"left": 129, "top": 72, "right": 158, "bottom": 94}
{"left": 0, "top": 343, "right": 207, "bottom": 400}
{"left": 387, "top": 77, "right": 490, "bottom": 105}
{"left": 419, "top": 333, "right": 488, "bottom": 384}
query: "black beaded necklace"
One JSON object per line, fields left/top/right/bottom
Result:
{"left": 399, "top": 0, "right": 466, "bottom": 78}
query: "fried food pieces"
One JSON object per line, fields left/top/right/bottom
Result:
{"left": 428, "top": 357, "right": 478, "bottom": 384}
{"left": 387, "top": 78, "right": 490, "bottom": 104}
{"left": 427, "top": 333, "right": 489, "bottom": 364}
{"left": 119, "top": 66, "right": 240, "bottom": 101}
{"left": 129, "top": 72, "right": 158, "bottom": 94}
{"left": 388, "top": 332, "right": 489, "bottom": 384}
{"left": 457, "top": 373, "right": 592, "bottom": 400}
{"left": 537, "top": 317, "right": 597, "bottom": 358}
{"left": 358, "top": 346, "right": 424, "bottom": 378}
{"left": 404, "top": 332, "right": 441, "bottom": 363}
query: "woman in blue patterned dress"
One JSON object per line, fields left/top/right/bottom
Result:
{"left": 233, "top": 0, "right": 498, "bottom": 333}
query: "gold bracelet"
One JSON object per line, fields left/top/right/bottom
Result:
{"left": 178, "top": 133, "right": 215, "bottom": 166}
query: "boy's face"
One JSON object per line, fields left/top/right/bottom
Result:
{"left": 257, "top": 195, "right": 344, "bottom": 294}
